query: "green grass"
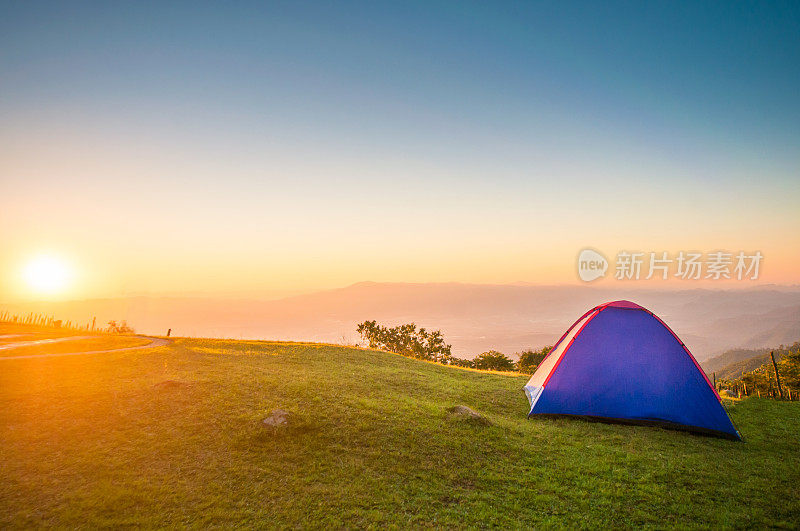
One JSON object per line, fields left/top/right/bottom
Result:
{"left": 1, "top": 334, "right": 799, "bottom": 528}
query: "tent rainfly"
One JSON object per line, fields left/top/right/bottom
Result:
{"left": 524, "top": 300, "right": 741, "bottom": 440}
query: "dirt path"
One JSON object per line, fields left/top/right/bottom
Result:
{"left": 0, "top": 335, "right": 93, "bottom": 351}
{"left": 0, "top": 336, "right": 170, "bottom": 360}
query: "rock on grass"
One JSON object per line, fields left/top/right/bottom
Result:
{"left": 448, "top": 405, "right": 491, "bottom": 425}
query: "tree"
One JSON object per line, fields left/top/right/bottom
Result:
{"left": 473, "top": 350, "right": 515, "bottom": 371}
{"left": 356, "top": 320, "right": 453, "bottom": 363}
{"left": 516, "top": 346, "right": 553, "bottom": 374}
{"left": 107, "top": 320, "right": 134, "bottom": 334}
{"left": 448, "top": 357, "right": 475, "bottom": 369}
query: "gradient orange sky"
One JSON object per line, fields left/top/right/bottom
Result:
{"left": 2, "top": 3, "right": 799, "bottom": 302}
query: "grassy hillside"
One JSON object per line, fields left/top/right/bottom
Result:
{"left": 1, "top": 335, "right": 799, "bottom": 527}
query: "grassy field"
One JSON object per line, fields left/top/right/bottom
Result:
{"left": 1, "top": 333, "right": 799, "bottom": 528}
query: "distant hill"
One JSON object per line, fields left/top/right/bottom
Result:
{"left": 719, "top": 354, "right": 781, "bottom": 380}
{"left": 702, "top": 341, "right": 800, "bottom": 380}
{"left": 3, "top": 283, "right": 800, "bottom": 360}
{"left": 703, "top": 348, "right": 774, "bottom": 380}
{"left": 702, "top": 348, "right": 769, "bottom": 374}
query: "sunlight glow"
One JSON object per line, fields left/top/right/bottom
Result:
{"left": 22, "top": 254, "right": 72, "bottom": 295}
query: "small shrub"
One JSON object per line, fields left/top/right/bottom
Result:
{"left": 516, "top": 346, "right": 552, "bottom": 374}
{"left": 448, "top": 357, "right": 475, "bottom": 369}
{"left": 107, "top": 320, "right": 135, "bottom": 334}
{"left": 473, "top": 350, "right": 515, "bottom": 371}
{"left": 356, "top": 320, "right": 453, "bottom": 363}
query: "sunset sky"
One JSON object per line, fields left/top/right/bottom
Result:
{"left": 2, "top": 2, "right": 799, "bottom": 301}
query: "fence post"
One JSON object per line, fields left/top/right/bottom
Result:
{"left": 771, "top": 351, "right": 784, "bottom": 400}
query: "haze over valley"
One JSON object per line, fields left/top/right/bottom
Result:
{"left": 5, "top": 282, "right": 799, "bottom": 361}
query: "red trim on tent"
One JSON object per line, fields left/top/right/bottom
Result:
{"left": 649, "top": 312, "right": 723, "bottom": 403}
{"left": 603, "top": 300, "right": 643, "bottom": 309}
{"left": 541, "top": 306, "right": 598, "bottom": 361}
{"left": 537, "top": 300, "right": 720, "bottom": 401}
{"left": 541, "top": 306, "right": 606, "bottom": 387}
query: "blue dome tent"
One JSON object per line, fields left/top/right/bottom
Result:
{"left": 524, "top": 300, "right": 741, "bottom": 440}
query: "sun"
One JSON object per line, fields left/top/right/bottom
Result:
{"left": 23, "top": 254, "right": 73, "bottom": 294}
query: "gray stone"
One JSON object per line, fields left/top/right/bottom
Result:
{"left": 447, "top": 405, "right": 490, "bottom": 425}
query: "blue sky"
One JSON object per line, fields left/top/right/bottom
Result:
{"left": 1, "top": 1, "right": 799, "bottom": 297}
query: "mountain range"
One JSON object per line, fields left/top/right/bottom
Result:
{"left": 3, "top": 282, "right": 799, "bottom": 361}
